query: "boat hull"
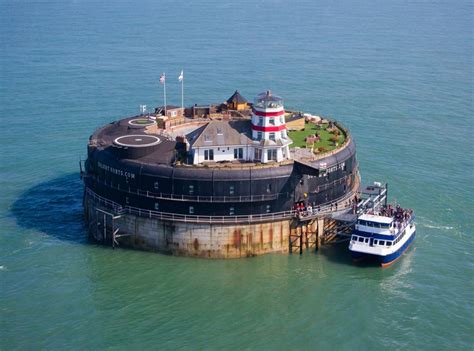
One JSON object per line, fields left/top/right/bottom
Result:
{"left": 351, "top": 230, "right": 416, "bottom": 267}
{"left": 380, "top": 230, "right": 416, "bottom": 267}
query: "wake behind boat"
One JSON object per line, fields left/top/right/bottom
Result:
{"left": 349, "top": 185, "right": 416, "bottom": 267}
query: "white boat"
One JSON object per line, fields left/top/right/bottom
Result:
{"left": 348, "top": 206, "right": 416, "bottom": 267}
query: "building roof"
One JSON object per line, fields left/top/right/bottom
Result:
{"left": 255, "top": 90, "right": 282, "bottom": 102}
{"left": 226, "top": 90, "right": 248, "bottom": 104}
{"left": 188, "top": 120, "right": 253, "bottom": 148}
{"left": 358, "top": 214, "right": 393, "bottom": 224}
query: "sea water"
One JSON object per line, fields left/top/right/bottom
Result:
{"left": 1, "top": 0, "right": 472, "bottom": 349}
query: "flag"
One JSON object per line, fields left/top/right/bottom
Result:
{"left": 159, "top": 73, "right": 166, "bottom": 84}
{"left": 178, "top": 70, "right": 184, "bottom": 82}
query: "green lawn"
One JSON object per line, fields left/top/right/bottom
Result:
{"left": 288, "top": 122, "right": 346, "bottom": 153}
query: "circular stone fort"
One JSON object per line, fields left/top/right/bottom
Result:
{"left": 81, "top": 90, "right": 360, "bottom": 258}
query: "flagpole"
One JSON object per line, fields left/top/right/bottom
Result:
{"left": 181, "top": 75, "right": 184, "bottom": 112}
{"left": 164, "top": 74, "right": 167, "bottom": 117}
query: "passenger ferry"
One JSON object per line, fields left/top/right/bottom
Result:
{"left": 349, "top": 205, "right": 416, "bottom": 267}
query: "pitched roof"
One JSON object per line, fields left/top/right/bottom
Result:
{"left": 226, "top": 90, "right": 248, "bottom": 104}
{"left": 188, "top": 120, "right": 253, "bottom": 148}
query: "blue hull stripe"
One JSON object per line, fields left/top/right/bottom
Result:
{"left": 351, "top": 231, "right": 416, "bottom": 266}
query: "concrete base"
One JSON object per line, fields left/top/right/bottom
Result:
{"left": 85, "top": 193, "right": 292, "bottom": 258}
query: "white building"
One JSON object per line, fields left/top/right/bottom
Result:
{"left": 189, "top": 120, "right": 253, "bottom": 165}
{"left": 188, "top": 91, "right": 292, "bottom": 165}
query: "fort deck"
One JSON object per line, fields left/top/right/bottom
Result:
{"left": 81, "top": 90, "right": 360, "bottom": 257}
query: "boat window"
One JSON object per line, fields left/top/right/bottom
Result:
{"left": 365, "top": 238, "right": 369, "bottom": 243}
{"left": 373, "top": 240, "right": 378, "bottom": 245}
{"left": 379, "top": 240, "right": 385, "bottom": 246}
{"left": 352, "top": 235, "right": 357, "bottom": 241}
{"left": 387, "top": 242, "right": 392, "bottom": 246}
{"left": 358, "top": 237, "right": 364, "bottom": 242}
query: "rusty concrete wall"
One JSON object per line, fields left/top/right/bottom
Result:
{"left": 85, "top": 193, "right": 291, "bottom": 258}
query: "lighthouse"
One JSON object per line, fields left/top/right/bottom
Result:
{"left": 251, "top": 91, "right": 292, "bottom": 163}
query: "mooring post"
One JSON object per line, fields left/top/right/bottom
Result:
{"left": 299, "top": 227, "right": 303, "bottom": 255}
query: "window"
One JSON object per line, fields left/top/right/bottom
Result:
{"left": 229, "top": 185, "right": 235, "bottom": 195}
{"left": 189, "top": 206, "right": 194, "bottom": 214}
{"left": 269, "top": 118, "right": 275, "bottom": 125}
{"left": 257, "top": 131, "right": 262, "bottom": 140}
{"left": 352, "top": 235, "right": 357, "bottom": 242}
{"left": 217, "top": 128, "right": 223, "bottom": 135}
{"left": 189, "top": 185, "right": 194, "bottom": 195}
{"left": 387, "top": 242, "right": 392, "bottom": 246}
{"left": 374, "top": 240, "right": 378, "bottom": 245}
{"left": 255, "top": 148, "right": 262, "bottom": 161}
{"left": 365, "top": 238, "right": 369, "bottom": 243}
{"left": 154, "top": 181, "right": 159, "bottom": 190}
{"left": 258, "top": 117, "right": 263, "bottom": 126}
{"left": 281, "top": 131, "right": 286, "bottom": 139}
{"left": 234, "top": 148, "right": 238, "bottom": 159}
{"left": 229, "top": 207, "right": 235, "bottom": 215}
{"left": 358, "top": 237, "right": 364, "bottom": 242}
{"left": 238, "top": 148, "right": 243, "bottom": 159}
{"left": 266, "top": 205, "right": 271, "bottom": 213}
{"left": 204, "top": 149, "right": 214, "bottom": 161}
{"left": 280, "top": 116, "right": 285, "bottom": 124}
{"left": 379, "top": 240, "right": 385, "bottom": 246}
{"left": 269, "top": 132, "right": 275, "bottom": 141}
{"left": 266, "top": 184, "right": 272, "bottom": 193}
{"left": 267, "top": 149, "right": 277, "bottom": 161}
{"left": 154, "top": 203, "right": 160, "bottom": 210}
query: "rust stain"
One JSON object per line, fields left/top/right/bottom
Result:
{"left": 193, "top": 238, "right": 199, "bottom": 251}
{"left": 233, "top": 229, "right": 241, "bottom": 248}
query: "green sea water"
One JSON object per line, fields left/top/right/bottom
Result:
{"left": 1, "top": 0, "right": 473, "bottom": 349}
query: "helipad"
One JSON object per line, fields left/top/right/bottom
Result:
{"left": 114, "top": 135, "right": 161, "bottom": 147}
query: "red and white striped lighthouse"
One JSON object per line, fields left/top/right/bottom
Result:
{"left": 251, "top": 91, "right": 291, "bottom": 162}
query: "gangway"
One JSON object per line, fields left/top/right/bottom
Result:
{"left": 356, "top": 182, "right": 388, "bottom": 215}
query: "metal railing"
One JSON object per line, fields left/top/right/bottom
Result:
{"left": 87, "top": 173, "right": 355, "bottom": 203}
{"left": 85, "top": 184, "right": 358, "bottom": 224}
